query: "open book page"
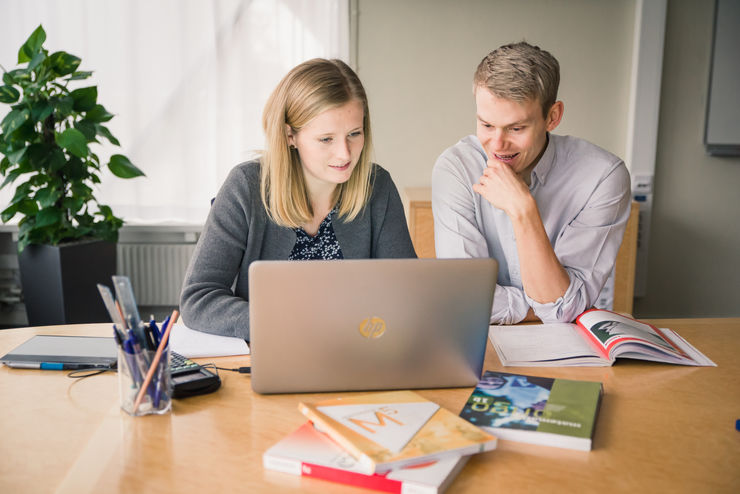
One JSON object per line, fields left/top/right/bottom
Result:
{"left": 576, "top": 310, "right": 690, "bottom": 361}
{"left": 488, "top": 323, "right": 609, "bottom": 366}
{"left": 169, "top": 322, "right": 250, "bottom": 358}
{"left": 655, "top": 329, "right": 716, "bottom": 366}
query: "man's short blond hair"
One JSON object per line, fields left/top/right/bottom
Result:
{"left": 473, "top": 41, "right": 560, "bottom": 117}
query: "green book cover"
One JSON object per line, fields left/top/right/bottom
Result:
{"left": 460, "top": 371, "right": 603, "bottom": 451}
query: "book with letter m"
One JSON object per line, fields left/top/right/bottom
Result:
{"left": 460, "top": 371, "right": 603, "bottom": 451}
{"left": 489, "top": 309, "right": 716, "bottom": 367}
{"left": 297, "top": 390, "right": 497, "bottom": 475}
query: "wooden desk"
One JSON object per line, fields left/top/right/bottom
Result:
{"left": 1, "top": 319, "right": 739, "bottom": 493}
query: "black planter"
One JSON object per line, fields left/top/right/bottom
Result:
{"left": 18, "top": 239, "right": 116, "bottom": 326}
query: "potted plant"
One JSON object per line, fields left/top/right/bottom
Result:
{"left": 0, "top": 25, "right": 145, "bottom": 325}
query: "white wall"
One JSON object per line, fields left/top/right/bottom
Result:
{"left": 355, "top": 0, "right": 635, "bottom": 192}
{"left": 356, "top": 0, "right": 740, "bottom": 318}
{"left": 632, "top": 0, "right": 740, "bottom": 317}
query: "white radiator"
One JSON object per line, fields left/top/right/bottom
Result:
{"left": 117, "top": 244, "right": 196, "bottom": 306}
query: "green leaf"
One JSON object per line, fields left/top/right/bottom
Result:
{"left": 63, "top": 196, "right": 84, "bottom": 214}
{"left": 3, "top": 69, "right": 31, "bottom": 85}
{"left": 47, "top": 148, "right": 66, "bottom": 172}
{"left": 85, "top": 104, "right": 114, "bottom": 122}
{"left": 26, "top": 143, "right": 49, "bottom": 170}
{"left": 1, "top": 204, "right": 18, "bottom": 222}
{"left": 34, "top": 207, "right": 62, "bottom": 228}
{"left": 0, "top": 204, "right": 18, "bottom": 223}
{"left": 28, "top": 51, "right": 47, "bottom": 71}
{"left": 35, "top": 185, "right": 61, "bottom": 208}
{"left": 48, "top": 51, "right": 81, "bottom": 76}
{"left": 75, "top": 120, "right": 97, "bottom": 141}
{"left": 0, "top": 85, "right": 20, "bottom": 103}
{"left": 31, "top": 101, "right": 54, "bottom": 122}
{"left": 0, "top": 169, "right": 22, "bottom": 190}
{"left": 0, "top": 109, "right": 30, "bottom": 135}
{"left": 7, "top": 146, "right": 28, "bottom": 165}
{"left": 17, "top": 199, "right": 39, "bottom": 217}
{"left": 54, "top": 95, "right": 75, "bottom": 117}
{"left": 70, "top": 86, "right": 97, "bottom": 112}
{"left": 98, "top": 204, "right": 113, "bottom": 217}
{"left": 108, "top": 154, "right": 145, "bottom": 178}
{"left": 55, "top": 128, "right": 88, "bottom": 158}
{"left": 67, "top": 71, "right": 93, "bottom": 80}
{"left": 70, "top": 182, "right": 92, "bottom": 198}
{"left": 10, "top": 119, "right": 37, "bottom": 143}
{"left": 65, "top": 155, "right": 87, "bottom": 179}
{"left": 18, "top": 25, "right": 46, "bottom": 64}
{"left": 95, "top": 124, "right": 120, "bottom": 146}
{"left": 10, "top": 180, "right": 32, "bottom": 204}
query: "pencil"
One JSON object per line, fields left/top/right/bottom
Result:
{"left": 132, "top": 310, "right": 178, "bottom": 414}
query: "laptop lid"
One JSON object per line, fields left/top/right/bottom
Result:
{"left": 248, "top": 258, "right": 497, "bottom": 394}
{"left": 0, "top": 335, "right": 117, "bottom": 368}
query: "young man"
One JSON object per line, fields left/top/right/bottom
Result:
{"left": 432, "top": 42, "right": 631, "bottom": 324}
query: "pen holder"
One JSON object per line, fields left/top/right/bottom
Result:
{"left": 118, "top": 346, "right": 172, "bottom": 416}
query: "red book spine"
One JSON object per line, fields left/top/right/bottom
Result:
{"left": 300, "top": 462, "right": 401, "bottom": 493}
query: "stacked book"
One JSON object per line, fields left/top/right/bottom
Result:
{"left": 263, "top": 390, "right": 498, "bottom": 493}
{"left": 264, "top": 372, "right": 606, "bottom": 491}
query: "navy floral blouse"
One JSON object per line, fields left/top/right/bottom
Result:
{"left": 288, "top": 208, "right": 344, "bottom": 260}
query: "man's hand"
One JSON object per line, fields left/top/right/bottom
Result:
{"left": 472, "top": 157, "right": 533, "bottom": 219}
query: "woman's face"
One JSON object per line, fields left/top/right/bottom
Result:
{"left": 288, "top": 99, "right": 365, "bottom": 193}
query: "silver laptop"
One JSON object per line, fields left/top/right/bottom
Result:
{"left": 248, "top": 258, "right": 497, "bottom": 394}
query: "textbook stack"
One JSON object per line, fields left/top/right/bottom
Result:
{"left": 263, "top": 390, "right": 498, "bottom": 493}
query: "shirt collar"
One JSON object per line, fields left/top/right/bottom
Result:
{"left": 531, "top": 133, "right": 556, "bottom": 186}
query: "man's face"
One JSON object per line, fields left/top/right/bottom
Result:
{"left": 474, "top": 87, "right": 560, "bottom": 177}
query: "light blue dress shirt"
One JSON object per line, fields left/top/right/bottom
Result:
{"left": 432, "top": 134, "right": 631, "bottom": 324}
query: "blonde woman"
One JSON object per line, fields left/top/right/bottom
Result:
{"left": 180, "top": 59, "right": 416, "bottom": 339}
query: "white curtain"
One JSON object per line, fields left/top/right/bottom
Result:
{"left": 0, "top": 0, "right": 350, "bottom": 224}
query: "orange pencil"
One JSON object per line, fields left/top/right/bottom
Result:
{"left": 132, "top": 310, "right": 178, "bottom": 413}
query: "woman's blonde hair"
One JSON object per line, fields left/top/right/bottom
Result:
{"left": 260, "top": 58, "right": 374, "bottom": 228}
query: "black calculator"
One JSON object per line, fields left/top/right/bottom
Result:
{"left": 170, "top": 351, "right": 221, "bottom": 398}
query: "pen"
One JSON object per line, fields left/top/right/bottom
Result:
{"left": 158, "top": 315, "right": 171, "bottom": 340}
{"left": 133, "top": 310, "right": 178, "bottom": 413}
{"left": 5, "top": 362, "right": 111, "bottom": 370}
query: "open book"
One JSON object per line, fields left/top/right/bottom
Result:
{"left": 489, "top": 309, "right": 715, "bottom": 367}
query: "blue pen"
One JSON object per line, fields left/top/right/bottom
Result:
{"left": 152, "top": 354, "right": 167, "bottom": 408}
{"left": 127, "top": 330, "right": 153, "bottom": 394}
{"left": 123, "top": 339, "right": 142, "bottom": 384}
{"left": 159, "top": 315, "right": 171, "bottom": 340}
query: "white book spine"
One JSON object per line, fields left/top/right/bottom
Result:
{"left": 263, "top": 453, "right": 302, "bottom": 475}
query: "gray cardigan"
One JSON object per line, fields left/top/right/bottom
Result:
{"left": 179, "top": 160, "right": 417, "bottom": 339}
